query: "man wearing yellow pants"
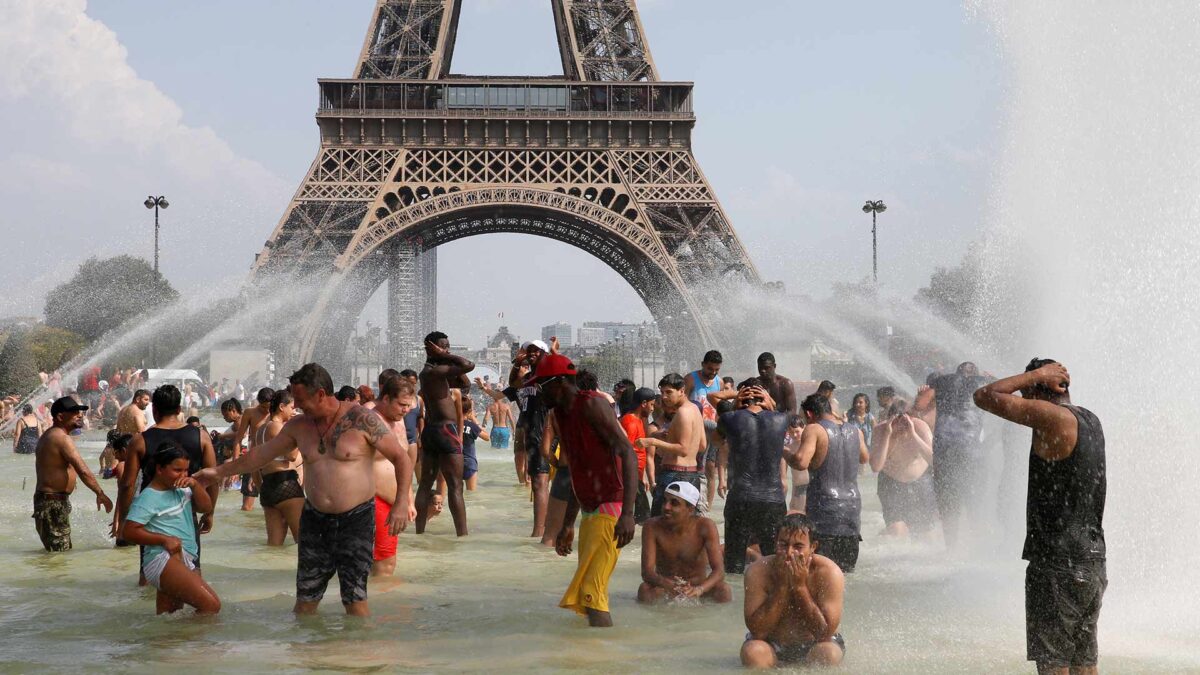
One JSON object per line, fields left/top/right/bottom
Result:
{"left": 535, "top": 354, "right": 638, "bottom": 627}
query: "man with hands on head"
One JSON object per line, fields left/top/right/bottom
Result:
{"left": 741, "top": 514, "right": 846, "bottom": 669}
{"left": 537, "top": 353, "right": 639, "bottom": 628}
{"left": 193, "top": 363, "right": 412, "bottom": 617}
{"left": 416, "top": 332, "right": 475, "bottom": 537}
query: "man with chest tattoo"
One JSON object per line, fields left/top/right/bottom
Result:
{"left": 417, "top": 331, "right": 475, "bottom": 537}
{"left": 195, "top": 363, "right": 412, "bottom": 616}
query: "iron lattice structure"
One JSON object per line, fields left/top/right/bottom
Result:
{"left": 252, "top": 0, "right": 761, "bottom": 377}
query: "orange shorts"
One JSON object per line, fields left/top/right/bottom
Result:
{"left": 373, "top": 495, "right": 398, "bottom": 561}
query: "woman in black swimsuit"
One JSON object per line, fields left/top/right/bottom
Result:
{"left": 255, "top": 390, "right": 305, "bottom": 545}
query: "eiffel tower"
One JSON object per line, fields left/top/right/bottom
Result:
{"left": 251, "top": 0, "right": 762, "bottom": 377}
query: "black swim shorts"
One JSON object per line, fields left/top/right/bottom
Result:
{"left": 878, "top": 471, "right": 937, "bottom": 533}
{"left": 549, "top": 464, "right": 573, "bottom": 501}
{"left": 1025, "top": 559, "right": 1106, "bottom": 668}
{"left": 745, "top": 632, "right": 846, "bottom": 664}
{"left": 421, "top": 421, "right": 463, "bottom": 456}
{"left": 260, "top": 470, "right": 305, "bottom": 509}
{"left": 296, "top": 500, "right": 375, "bottom": 606}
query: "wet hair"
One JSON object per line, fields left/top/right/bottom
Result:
{"left": 788, "top": 413, "right": 804, "bottom": 428}
{"left": 801, "top": 393, "right": 831, "bottom": 416}
{"left": 186, "top": 416, "right": 201, "bottom": 425}
{"left": 133, "top": 389, "right": 150, "bottom": 400}
{"left": 220, "top": 398, "right": 242, "bottom": 415}
{"left": 357, "top": 385, "right": 375, "bottom": 403}
{"left": 876, "top": 386, "right": 895, "bottom": 399}
{"left": 888, "top": 399, "right": 911, "bottom": 417}
{"left": 757, "top": 352, "right": 776, "bottom": 365}
{"left": 777, "top": 513, "right": 814, "bottom": 539}
{"left": 716, "top": 400, "right": 736, "bottom": 415}
{"left": 289, "top": 363, "right": 335, "bottom": 396}
{"left": 817, "top": 380, "right": 836, "bottom": 394}
{"left": 151, "top": 385, "right": 182, "bottom": 416}
{"left": 614, "top": 378, "right": 635, "bottom": 391}
{"left": 399, "top": 369, "right": 418, "bottom": 379}
{"left": 380, "top": 377, "right": 416, "bottom": 400}
{"left": 336, "top": 385, "right": 359, "bottom": 401}
{"left": 22, "top": 404, "right": 33, "bottom": 415}
{"left": 110, "top": 432, "right": 133, "bottom": 453}
{"left": 462, "top": 397, "right": 473, "bottom": 413}
{"left": 424, "top": 331, "right": 449, "bottom": 345}
{"left": 702, "top": 350, "right": 723, "bottom": 364}
{"left": 256, "top": 387, "right": 275, "bottom": 404}
{"left": 151, "top": 439, "right": 189, "bottom": 471}
{"left": 851, "top": 393, "right": 870, "bottom": 413}
{"left": 658, "top": 373, "right": 685, "bottom": 390}
{"left": 269, "top": 389, "right": 294, "bottom": 414}
{"left": 722, "top": 376, "right": 735, "bottom": 386}
{"left": 378, "top": 368, "right": 401, "bottom": 389}
{"left": 737, "top": 377, "right": 761, "bottom": 390}
{"left": 1024, "top": 357, "right": 1066, "bottom": 396}
{"left": 957, "top": 361, "right": 979, "bottom": 376}
{"left": 577, "top": 369, "right": 600, "bottom": 392}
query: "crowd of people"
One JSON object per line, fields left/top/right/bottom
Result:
{"left": 23, "top": 336, "right": 1106, "bottom": 673}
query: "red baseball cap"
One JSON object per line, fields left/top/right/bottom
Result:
{"left": 528, "top": 353, "right": 577, "bottom": 384}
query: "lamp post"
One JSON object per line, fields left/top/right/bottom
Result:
{"left": 144, "top": 195, "right": 169, "bottom": 274}
{"left": 861, "top": 200, "right": 886, "bottom": 283}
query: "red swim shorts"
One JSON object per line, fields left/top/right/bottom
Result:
{"left": 373, "top": 495, "right": 398, "bottom": 561}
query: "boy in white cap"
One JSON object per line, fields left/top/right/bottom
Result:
{"left": 637, "top": 480, "right": 731, "bottom": 604}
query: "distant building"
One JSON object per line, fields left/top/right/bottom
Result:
{"left": 578, "top": 326, "right": 606, "bottom": 348}
{"left": 471, "top": 325, "right": 521, "bottom": 378}
{"left": 581, "top": 321, "right": 645, "bottom": 344}
{"left": 541, "top": 322, "right": 572, "bottom": 345}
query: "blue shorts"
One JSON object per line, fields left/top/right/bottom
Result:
{"left": 464, "top": 445, "right": 479, "bottom": 480}
{"left": 490, "top": 426, "right": 511, "bottom": 449}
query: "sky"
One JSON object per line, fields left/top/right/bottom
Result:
{"left": 0, "top": 0, "right": 1004, "bottom": 349}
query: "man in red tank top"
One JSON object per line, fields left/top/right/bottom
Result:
{"left": 533, "top": 354, "right": 638, "bottom": 627}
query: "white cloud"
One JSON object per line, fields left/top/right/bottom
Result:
{"left": 0, "top": 0, "right": 291, "bottom": 317}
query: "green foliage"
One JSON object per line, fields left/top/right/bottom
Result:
{"left": 0, "top": 327, "right": 40, "bottom": 396}
{"left": 27, "top": 326, "right": 86, "bottom": 373}
{"left": 914, "top": 247, "right": 984, "bottom": 334}
{"left": 44, "top": 255, "right": 178, "bottom": 342}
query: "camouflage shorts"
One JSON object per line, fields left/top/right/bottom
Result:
{"left": 33, "top": 493, "right": 72, "bottom": 552}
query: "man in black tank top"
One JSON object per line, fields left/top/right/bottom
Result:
{"left": 974, "top": 359, "right": 1106, "bottom": 674}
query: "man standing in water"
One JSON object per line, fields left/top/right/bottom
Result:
{"left": 757, "top": 353, "right": 797, "bottom": 414}
{"left": 640, "top": 373, "right": 707, "bottom": 516}
{"left": 229, "top": 387, "right": 275, "bottom": 511}
{"left": 483, "top": 394, "right": 514, "bottom": 451}
{"left": 974, "top": 360, "right": 1106, "bottom": 675}
{"left": 417, "top": 332, "right": 474, "bottom": 537}
{"left": 371, "top": 375, "right": 417, "bottom": 576}
{"left": 684, "top": 350, "right": 723, "bottom": 508}
{"left": 638, "top": 481, "right": 730, "bottom": 604}
{"left": 538, "top": 353, "right": 638, "bottom": 627}
{"left": 33, "top": 398, "right": 113, "bottom": 551}
{"left": 796, "top": 394, "right": 867, "bottom": 573}
{"left": 741, "top": 514, "right": 846, "bottom": 668}
{"left": 869, "top": 400, "right": 938, "bottom": 537}
{"left": 116, "top": 389, "right": 150, "bottom": 434}
{"left": 195, "top": 363, "right": 412, "bottom": 616}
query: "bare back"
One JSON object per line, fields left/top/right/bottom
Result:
{"left": 115, "top": 404, "right": 145, "bottom": 434}
{"left": 489, "top": 401, "right": 513, "bottom": 427}
{"left": 243, "top": 405, "right": 271, "bottom": 448}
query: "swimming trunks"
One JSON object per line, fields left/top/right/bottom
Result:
{"left": 490, "top": 426, "right": 511, "bottom": 449}
{"left": 723, "top": 498, "right": 786, "bottom": 574}
{"left": 260, "top": 470, "right": 305, "bottom": 509}
{"left": 878, "top": 470, "right": 937, "bottom": 533}
{"left": 142, "top": 550, "right": 197, "bottom": 589}
{"left": 744, "top": 632, "right": 846, "bottom": 664}
{"left": 549, "top": 463, "right": 573, "bottom": 501}
{"left": 32, "top": 492, "right": 71, "bottom": 552}
{"left": 1025, "top": 559, "right": 1106, "bottom": 667}
{"left": 240, "top": 474, "right": 259, "bottom": 498}
{"left": 373, "top": 495, "right": 398, "bottom": 562}
{"left": 296, "top": 500, "right": 375, "bottom": 605}
{"left": 651, "top": 466, "right": 707, "bottom": 516}
{"left": 421, "top": 421, "right": 462, "bottom": 456}
{"left": 559, "top": 504, "right": 622, "bottom": 616}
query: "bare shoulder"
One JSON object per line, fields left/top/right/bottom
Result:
{"left": 700, "top": 516, "right": 720, "bottom": 538}
{"left": 351, "top": 404, "right": 391, "bottom": 441}
{"left": 744, "top": 556, "right": 770, "bottom": 588}
{"left": 810, "top": 554, "right": 845, "bottom": 594}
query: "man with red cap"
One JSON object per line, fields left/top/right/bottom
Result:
{"left": 535, "top": 353, "right": 639, "bottom": 627}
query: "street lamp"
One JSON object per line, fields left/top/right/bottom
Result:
{"left": 861, "top": 200, "right": 886, "bottom": 283}
{"left": 144, "top": 195, "right": 169, "bottom": 274}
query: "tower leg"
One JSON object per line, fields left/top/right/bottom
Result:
{"left": 387, "top": 243, "right": 438, "bottom": 370}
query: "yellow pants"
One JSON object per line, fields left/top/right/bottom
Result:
{"left": 559, "top": 511, "right": 620, "bottom": 615}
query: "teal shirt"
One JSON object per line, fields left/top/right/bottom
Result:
{"left": 127, "top": 486, "right": 198, "bottom": 561}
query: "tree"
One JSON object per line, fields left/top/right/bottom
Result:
{"left": 914, "top": 247, "right": 984, "bottom": 334}
{"left": 27, "top": 325, "right": 87, "bottom": 373}
{"left": 44, "top": 256, "right": 178, "bottom": 342}
{"left": 0, "top": 326, "right": 39, "bottom": 396}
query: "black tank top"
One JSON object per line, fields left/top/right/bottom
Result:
{"left": 717, "top": 408, "right": 788, "bottom": 504}
{"left": 807, "top": 419, "right": 862, "bottom": 537}
{"left": 140, "top": 425, "right": 205, "bottom": 490}
{"left": 1023, "top": 405, "right": 1106, "bottom": 563}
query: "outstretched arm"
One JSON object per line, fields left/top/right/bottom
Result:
{"left": 194, "top": 423, "right": 299, "bottom": 485}
{"left": 64, "top": 439, "right": 111, "bottom": 512}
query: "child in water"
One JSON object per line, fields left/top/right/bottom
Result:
{"left": 121, "top": 441, "right": 221, "bottom": 615}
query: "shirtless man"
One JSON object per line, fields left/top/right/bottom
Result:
{"left": 116, "top": 390, "right": 150, "bottom": 434}
{"left": 416, "top": 331, "right": 474, "bottom": 536}
{"left": 638, "top": 481, "right": 730, "bottom": 604}
{"left": 33, "top": 398, "right": 113, "bottom": 551}
{"left": 483, "top": 395, "right": 514, "bottom": 451}
{"left": 194, "top": 363, "right": 412, "bottom": 616}
{"left": 757, "top": 353, "right": 797, "bottom": 414}
{"left": 371, "top": 375, "right": 417, "bottom": 576}
{"left": 869, "top": 400, "right": 938, "bottom": 536}
{"left": 639, "top": 373, "right": 707, "bottom": 516}
{"left": 741, "top": 514, "right": 846, "bottom": 668}
{"left": 230, "top": 387, "right": 274, "bottom": 510}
